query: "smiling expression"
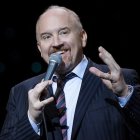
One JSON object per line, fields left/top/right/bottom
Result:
{"left": 36, "top": 7, "right": 87, "bottom": 75}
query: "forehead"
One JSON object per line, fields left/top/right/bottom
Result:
{"left": 37, "top": 9, "right": 75, "bottom": 31}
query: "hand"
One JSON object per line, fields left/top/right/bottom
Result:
{"left": 28, "top": 80, "right": 54, "bottom": 123}
{"left": 89, "top": 46, "right": 128, "bottom": 97}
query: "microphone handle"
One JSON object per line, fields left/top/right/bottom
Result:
{"left": 44, "top": 61, "right": 59, "bottom": 80}
{"left": 43, "top": 61, "right": 59, "bottom": 140}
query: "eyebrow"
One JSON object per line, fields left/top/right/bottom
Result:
{"left": 40, "top": 27, "right": 70, "bottom": 36}
{"left": 40, "top": 32, "right": 51, "bottom": 37}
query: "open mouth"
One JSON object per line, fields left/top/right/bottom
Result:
{"left": 53, "top": 49, "right": 69, "bottom": 55}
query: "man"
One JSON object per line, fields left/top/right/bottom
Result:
{"left": 0, "top": 5, "right": 140, "bottom": 140}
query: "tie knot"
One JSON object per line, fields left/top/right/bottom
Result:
{"left": 53, "top": 72, "right": 77, "bottom": 86}
{"left": 63, "top": 72, "right": 77, "bottom": 83}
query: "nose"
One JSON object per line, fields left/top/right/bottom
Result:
{"left": 52, "top": 36, "right": 63, "bottom": 49}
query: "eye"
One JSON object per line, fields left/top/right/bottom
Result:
{"left": 59, "top": 29, "right": 69, "bottom": 35}
{"left": 41, "top": 34, "right": 52, "bottom": 40}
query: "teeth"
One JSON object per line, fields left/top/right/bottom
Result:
{"left": 56, "top": 51, "right": 64, "bottom": 55}
{"left": 53, "top": 49, "right": 67, "bottom": 55}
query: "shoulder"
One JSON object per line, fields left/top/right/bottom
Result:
{"left": 8, "top": 73, "right": 46, "bottom": 101}
{"left": 12, "top": 73, "right": 46, "bottom": 90}
{"left": 121, "top": 68, "right": 140, "bottom": 85}
{"left": 88, "top": 58, "right": 138, "bottom": 73}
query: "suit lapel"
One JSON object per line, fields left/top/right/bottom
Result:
{"left": 71, "top": 59, "right": 103, "bottom": 139}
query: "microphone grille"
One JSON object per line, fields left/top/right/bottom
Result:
{"left": 49, "top": 53, "right": 62, "bottom": 64}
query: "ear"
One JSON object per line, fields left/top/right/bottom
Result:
{"left": 37, "top": 42, "right": 42, "bottom": 56}
{"left": 81, "top": 29, "right": 87, "bottom": 48}
{"left": 37, "top": 41, "right": 41, "bottom": 51}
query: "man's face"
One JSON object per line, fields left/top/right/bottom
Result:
{"left": 36, "top": 8, "right": 87, "bottom": 75}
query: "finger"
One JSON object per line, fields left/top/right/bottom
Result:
{"left": 89, "top": 67, "right": 113, "bottom": 81}
{"left": 98, "top": 46, "right": 120, "bottom": 72}
{"left": 102, "top": 79, "right": 112, "bottom": 89}
{"left": 41, "top": 97, "right": 54, "bottom": 107}
{"left": 89, "top": 67, "right": 101, "bottom": 77}
{"left": 30, "top": 80, "right": 52, "bottom": 98}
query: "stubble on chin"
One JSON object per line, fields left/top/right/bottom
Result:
{"left": 56, "top": 63, "right": 70, "bottom": 75}
{"left": 55, "top": 62, "right": 73, "bottom": 75}
{"left": 56, "top": 55, "right": 72, "bottom": 75}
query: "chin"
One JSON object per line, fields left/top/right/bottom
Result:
{"left": 56, "top": 63, "right": 73, "bottom": 75}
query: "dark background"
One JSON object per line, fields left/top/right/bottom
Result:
{"left": 0, "top": 0, "right": 139, "bottom": 129}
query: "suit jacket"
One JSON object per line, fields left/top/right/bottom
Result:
{"left": 0, "top": 59, "right": 140, "bottom": 140}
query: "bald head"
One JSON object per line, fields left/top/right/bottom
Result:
{"left": 36, "top": 5, "right": 83, "bottom": 41}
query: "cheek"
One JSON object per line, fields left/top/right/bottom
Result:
{"left": 62, "top": 51, "right": 72, "bottom": 63}
{"left": 39, "top": 48, "right": 50, "bottom": 63}
{"left": 39, "top": 43, "right": 50, "bottom": 55}
{"left": 71, "top": 47, "right": 83, "bottom": 65}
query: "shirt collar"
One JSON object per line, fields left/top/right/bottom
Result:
{"left": 71, "top": 55, "right": 88, "bottom": 79}
{"left": 52, "top": 55, "right": 88, "bottom": 81}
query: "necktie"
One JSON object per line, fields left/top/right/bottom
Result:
{"left": 55, "top": 73, "right": 77, "bottom": 140}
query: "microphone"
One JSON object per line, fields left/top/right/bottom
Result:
{"left": 44, "top": 52, "right": 62, "bottom": 80}
{"left": 43, "top": 52, "right": 62, "bottom": 140}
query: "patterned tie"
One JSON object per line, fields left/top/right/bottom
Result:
{"left": 55, "top": 73, "right": 77, "bottom": 140}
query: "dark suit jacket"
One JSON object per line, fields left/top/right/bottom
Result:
{"left": 0, "top": 59, "right": 140, "bottom": 140}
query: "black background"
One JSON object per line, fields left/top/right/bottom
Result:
{"left": 0, "top": 0, "right": 139, "bottom": 129}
